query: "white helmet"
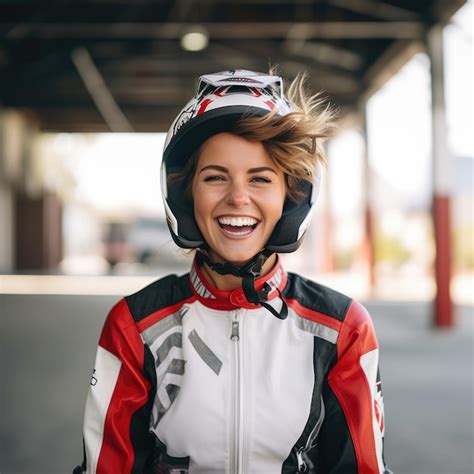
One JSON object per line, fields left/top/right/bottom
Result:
{"left": 161, "top": 69, "right": 320, "bottom": 254}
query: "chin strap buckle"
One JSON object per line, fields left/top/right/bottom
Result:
{"left": 196, "top": 248, "right": 288, "bottom": 320}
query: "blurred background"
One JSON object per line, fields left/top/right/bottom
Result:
{"left": 0, "top": 1, "right": 472, "bottom": 473}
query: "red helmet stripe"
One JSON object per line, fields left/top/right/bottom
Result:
{"left": 197, "top": 98, "right": 213, "bottom": 116}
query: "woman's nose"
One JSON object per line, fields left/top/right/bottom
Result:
{"left": 225, "top": 182, "right": 250, "bottom": 207}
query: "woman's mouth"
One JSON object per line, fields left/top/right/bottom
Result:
{"left": 216, "top": 216, "right": 259, "bottom": 238}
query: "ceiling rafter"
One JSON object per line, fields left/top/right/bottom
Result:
{"left": 207, "top": 42, "right": 360, "bottom": 93}
{"left": 71, "top": 47, "right": 134, "bottom": 132}
{"left": 328, "top": 0, "right": 421, "bottom": 21}
{"left": 2, "top": 21, "right": 426, "bottom": 40}
{"left": 284, "top": 24, "right": 363, "bottom": 71}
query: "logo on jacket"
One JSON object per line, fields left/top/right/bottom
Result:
{"left": 90, "top": 369, "right": 97, "bottom": 386}
{"left": 374, "top": 381, "right": 385, "bottom": 434}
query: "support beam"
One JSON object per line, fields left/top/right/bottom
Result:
{"left": 2, "top": 21, "right": 425, "bottom": 40}
{"left": 362, "top": 40, "right": 423, "bottom": 100}
{"left": 22, "top": 106, "right": 179, "bottom": 132}
{"left": 208, "top": 42, "right": 360, "bottom": 92}
{"left": 328, "top": 0, "right": 421, "bottom": 21}
{"left": 321, "top": 165, "right": 335, "bottom": 273}
{"left": 284, "top": 24, "right": 362, "bottom": 71}
{"left": 0, "top": 111, "right": 24, "bottom": 273}
{"left": 71, "top": 47, "right": 133, "bottom": 132}
{"left": 284, "top": 38, "right": 362, "bottom": 71}
{"left": 15, "top": 192, "right": 63, "bottom": 271}
{"left": 0, "top": 182, "right": 14, "bottom": 272}
{"left": 426, "top": 25, "right": 453, "bottom": 328}
{"left": 359, "top": 102, "right": 376, "bottom": 292}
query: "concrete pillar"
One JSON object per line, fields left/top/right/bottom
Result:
{"left": 359, "top": 103, "right": 376, "bottom": 292}
{"left": 0, "top": 182, "right": 14, "bottom": 273}
{"left": 0, "top": 111, "right": 63, "bottom": 273}
{"left": 15, "top": 192, "right": 63, "bottom": 271}
{"left": 427, "top": 25, "right": 454, "bottom": 327}
{"left": 0, "top": 111, "right": 20, "bottom": 273}
{"left": 321, "top": 162, "right": 335, "bottom": 273}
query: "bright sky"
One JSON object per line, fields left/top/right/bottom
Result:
{"left": 329, "top": 1, "right": 472, "bottom": 216}
{"left": 55, "top": 1, "right": 472, "bottom": 218}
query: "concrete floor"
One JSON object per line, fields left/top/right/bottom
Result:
{"left": 1, "top": 293, "right": 473, "bottom": 474}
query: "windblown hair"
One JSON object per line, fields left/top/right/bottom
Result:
{"left": 169, "top": 71, "right": 338, "bottom": 202}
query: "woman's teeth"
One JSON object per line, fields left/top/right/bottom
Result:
{"left": 217, "top": 216, "right": 258, "bottom": 236}
{"left": 217, "top": 216, "right": 258, "bottom": 227}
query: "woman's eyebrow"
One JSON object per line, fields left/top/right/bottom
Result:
{"left": 199, "top": 165, "right": 228, "bottom": 173}
{"left": 248, "top": 167, "right": 278, "bottom": 175}
{"left": 199, "top": 165, "right": 277, "bottom": 174}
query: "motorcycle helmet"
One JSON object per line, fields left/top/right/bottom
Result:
{"left": 160, "top": 69, "right": 322, "bottom": 318}
{"left": 161, "top": 69, "right": 320, "bottom": 252}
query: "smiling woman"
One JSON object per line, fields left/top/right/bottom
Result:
{"left": 192, "top": 133, "right": 286, "bottom": 270}
{"left": 74, "top": 70, "right": 392, "bottom": 474}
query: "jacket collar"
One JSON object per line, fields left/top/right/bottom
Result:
{"left": 189, "top": 255, "right": 287, "bottom": 311}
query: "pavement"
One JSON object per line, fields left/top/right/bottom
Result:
{"left": 1, "top": 292, "right": 473, "bottom": 474}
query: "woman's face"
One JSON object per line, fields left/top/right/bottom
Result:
{"left": 192, "top": 132, "right": 286, "bottom": 266}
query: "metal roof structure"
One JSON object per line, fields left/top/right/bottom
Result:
{"left": 0, "top": 0, "right": 467, "bottom": 132}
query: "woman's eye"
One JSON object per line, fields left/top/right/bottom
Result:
{"left": 251, "top": 176, "right": 272, "bottom": 183}
{"left": 204, "top": 175, "right": 225, "bottom": 182}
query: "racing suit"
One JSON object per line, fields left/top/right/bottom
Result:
{"left": 74, "top": 257, "right": 391, "bottom": 474}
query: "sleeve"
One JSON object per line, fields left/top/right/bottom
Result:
{"left": 73, "top": 299, "right": 157, "bottom": 474}
{"left": 317, "top": 300, "right": 392, "bottom": 474}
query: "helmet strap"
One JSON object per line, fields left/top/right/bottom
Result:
{"left": 196, "top": 247, "right": 288, "bottom": 320}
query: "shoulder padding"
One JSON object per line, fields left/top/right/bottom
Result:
{"left": 283, "top": 272, "right": 352, "bottom": 322}
{"left": 125, "top": 273, "right": 193, "bottom": 322}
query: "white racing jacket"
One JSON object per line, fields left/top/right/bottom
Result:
{"left": 74, "top": 257, "right": 391, "bottom": 473}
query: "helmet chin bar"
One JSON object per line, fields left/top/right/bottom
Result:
{"left": 196, "top": 247, "right": 288, "bottom": 320}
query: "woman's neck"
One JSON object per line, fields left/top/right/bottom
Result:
{"left": 201, "top": 252, "right": 278, "bottom": 291}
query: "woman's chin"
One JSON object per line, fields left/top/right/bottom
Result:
{"left": 209, "top": 249, "right": 256, "bottom": 267}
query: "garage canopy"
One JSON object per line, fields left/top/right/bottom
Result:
{"left": 0, "top": 0, "right": 466, "bottom": 131}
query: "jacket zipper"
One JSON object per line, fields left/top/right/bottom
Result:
{"left": 229, "top": 309, "right": 244, "bottom": 474}
{"left": 295, "top": 395, "right": 326, "bottom": 472}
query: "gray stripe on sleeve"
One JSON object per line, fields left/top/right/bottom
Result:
{"left": 188, "top": 329, "right": 223, "bottom": 375}
{"left": 288, "top": 310, "right": 339, "bottom": 344}
{"left": 141, "top": 305, "right": 189, "bottom": 347}
{"left": 156, "top": 332, "right": 183, "bottom": 365}
{"left": 142, "top": 315, "right": 177, "bottom": 346}
{"left": 167, "top": 358, "right": 186, "bottom": 376}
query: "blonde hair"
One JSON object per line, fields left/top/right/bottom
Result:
{"left": 234, "top": 70, "right": 337, "bottom": 201}
{"left": 169, "top": 70, "right": 338, "bottom": 202}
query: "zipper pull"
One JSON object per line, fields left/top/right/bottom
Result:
{"left": 231, "top": 321, "right": 240, "bottom": 341}
{"left": 296, "top": 448, "right": 307, "bottom": 472}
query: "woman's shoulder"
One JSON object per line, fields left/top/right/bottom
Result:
{"left": 123, "top": 271, "right": 193, "bottom": 323}
{"left": 284, "top": 272, "right": 372, "bottom": 328}
{"left": 105, "top": 271, "right": 193, "bottom": 329}
{"left": 284, "top": 272, "right": 351, "bottom": 319}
